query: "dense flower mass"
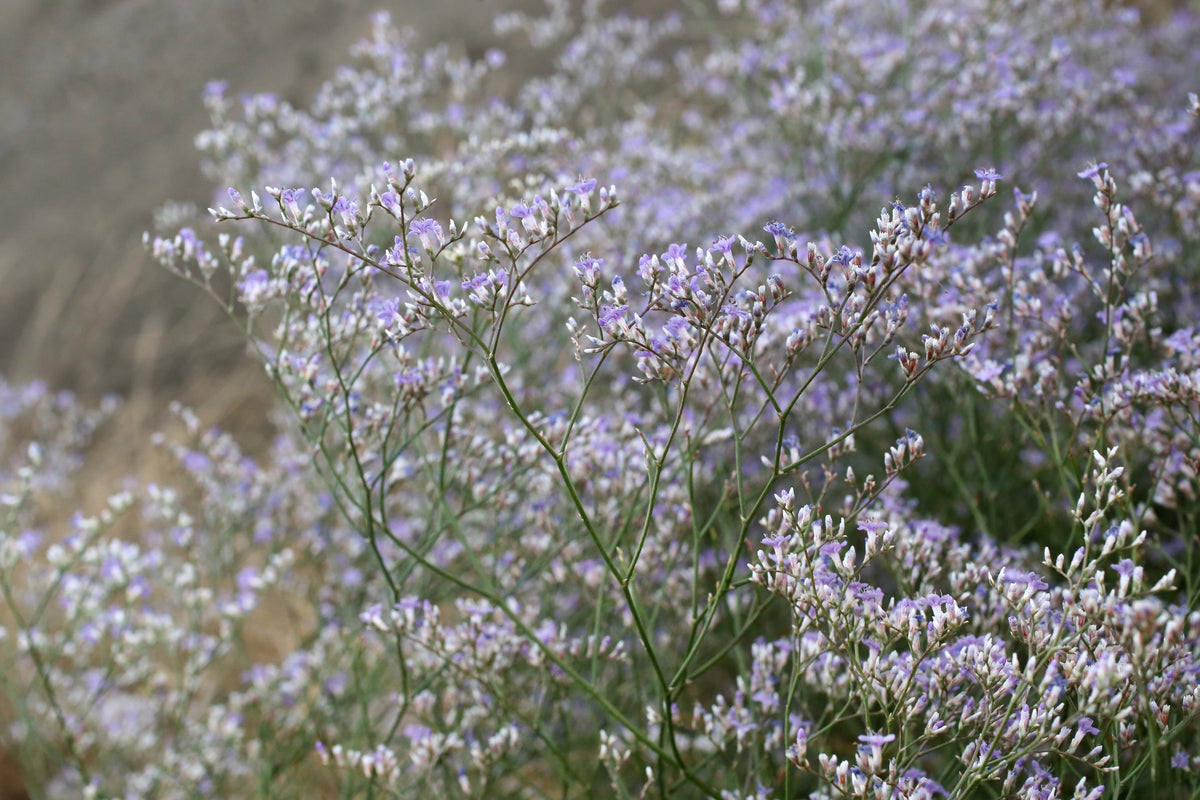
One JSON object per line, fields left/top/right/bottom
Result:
{"left": 2, "top": 0, "right": 1200, "bottom": 797}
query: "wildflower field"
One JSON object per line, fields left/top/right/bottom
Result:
{"left": 4, "top": 0, "right": 1200, "bottom": 797}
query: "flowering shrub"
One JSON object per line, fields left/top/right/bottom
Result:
{"left": 3, "top": 0, "right": 1200, "bottom": 797}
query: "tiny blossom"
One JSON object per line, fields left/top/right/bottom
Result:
{"left": 565, "top": 178, "right": 597, "bottom": 195}
{"left": 971, "top": 359, "right": 1005, "bottom": 383}
{"left": 409, "top": 217, "right": 444, "bottom": 251}
{"left": 378, "top": 190, "right": 402, "bottom": 216}
{"left": 858, "top": 732, "right": 895, "bottom": 749}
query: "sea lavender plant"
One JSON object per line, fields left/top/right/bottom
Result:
{"left": 2, "top": 1, "right": 1199, "bottom": 798}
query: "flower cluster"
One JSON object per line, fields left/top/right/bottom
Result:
{"left": 3, "top": 1, "right": 1200, "bottom": 798}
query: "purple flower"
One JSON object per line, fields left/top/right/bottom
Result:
{"left": 359, "top": 604, "right": 387, "bottom": 630}
{"left": 182, "top": 450, "right": 211, "bottom": 473}
{"left": 1076, "top": 162, "right": 1108, "bottom": 179}
{"left": 574, "top": 255, "right": 603, "bottom": 286}
{"left": 564, "top": 178, "right": 597, "bottom": 195}
{"left": 830, "top": 246, "right": 855, "bottom": 266}
{"left": 971, "top": 360, "right": 1006, "bottom": 383}
{"left": 858, "top": 732, "right": 896, "bottom": 749}
{"left": 663, "top": 316, "right": 690, "bottom": 341}
{"left": 376, "top": 297, "right": 401, "bottom": 325}
{"left": 409, "top": 218, "right": 444, "bottom": 250}
{"left": 379, "top": 190, "right": 402, "bottom": 216}
{"left": 709, "top": 236, "right": 735, "bottom": 261}
{"left": 663, "top": 243, "right": 689, "bottom": 264}
{"left": 404, "top": 724, "right": 433, "bottom": 744}
{"left": 280, "top": 187, "right": 305, "bottom": 219}
{"left": 331, "top": 196, "right": 359, "bottom": 229}
{"left": 462, "top": 274, "right": 489, "bottom": 291}
{"left": 763, "top": 221, "right": 789, "bottom": 237}
{"left": 598, "top": 304, "right": 628, "bottom": 330}
{"left": 236, "top": 566, "right": 259, "bottom": 592}
{"left": 721, "top": 304, "right": 751, "bottom": 322}
{"left": 16, "top": 530, "right": 42, "bottom": 558}
{"left": 1112, "top": 558, "right": 1136, "bottom": 578}
{"left": 1172, "top": 751, "right": 1191, "bottom": 770}
{"left": 857, "top": 519, "right": 888, "bottom": 536}
{"left": 1004, "top": 570, "right": 1048, "bottom": 592}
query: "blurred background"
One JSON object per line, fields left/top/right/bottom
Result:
{"left": 0, "top": 0, "right": 546, "bottom": 453}
{"left": 1, "top": 0, "right": 1187, "bottom": 444}
{"left": 0, "top": 5, "right": 584, "bottom": 795}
